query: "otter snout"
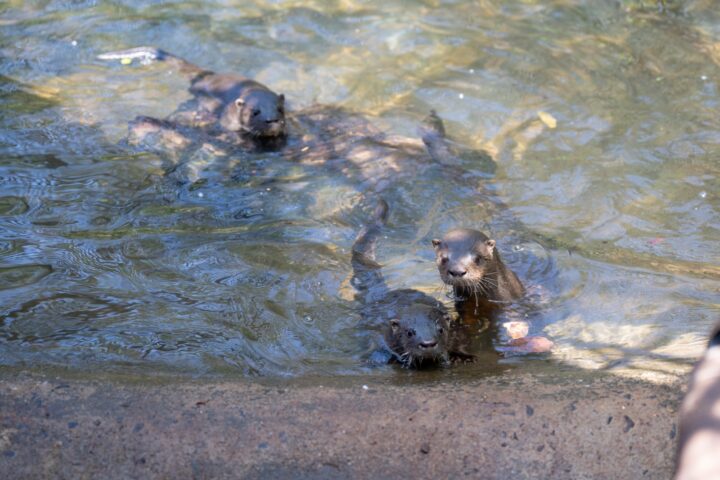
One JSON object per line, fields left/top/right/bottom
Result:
{"left": 448, "top": 268, "right": 467, "bottom": 278}
{"left": 260, "top": 118, "right": 286, "bottom": 137}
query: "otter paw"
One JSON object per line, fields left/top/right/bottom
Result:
{"left": 502, "top": 321, "right": 530, "bottom": 339}
{"left": 500, "top": 336, "right": 554, "bottom": 354}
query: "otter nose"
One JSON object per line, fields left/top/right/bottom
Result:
{"left": 448, "top": 269, "right": 466, "bottom": 278}
{"left": 419, "top": 340, "right": 438, "bottom": 349}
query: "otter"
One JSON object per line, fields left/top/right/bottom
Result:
{"left": 97, "top": 53, "right": 495, "bottom": 191}
{"left": 97, "top": 46, "right": 286, "bottom": 144}
{"left": 352, "top": 200, "right": 471, "bottom": 368}
{"left": 432, "top": 229, "right": 553, "bottom": 354}
{"left": 432, "top": 229, "right": 524, "bottom": 304}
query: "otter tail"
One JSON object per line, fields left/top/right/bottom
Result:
{"left": 352, "top": 199, "right": 388, "bottom": 265}
{"left": 419, "top": 110, "right": 497, "bottom": 172}
{"left": 351, "top": 199, "right": 389, "bottom": 300}
{"left": 418, "top": 110, "right": 459, "bottom": 166}
{"left": 97, "top": 46, "right": 207, "bottom": 77}
{"left": 420, "top": 110, "right": 447, "bottom": 140}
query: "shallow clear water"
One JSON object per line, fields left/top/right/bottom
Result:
{"left": 0, "top": 0, "right": 718, "bottom": 381}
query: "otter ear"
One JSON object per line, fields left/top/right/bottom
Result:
{"left": 235, "top": 98, "right": 245, "bottom": 108}
{"left": 482, "top": 239, "right": 496, "bottom": 258}
{"left": 390, "top": 319, "right": 400, "bottom": 333}
{"left": 278, "top": 93, "right": 285, "bottom": 104}
{"left": 431, "top": 239, "right": 442, "bottom": 250}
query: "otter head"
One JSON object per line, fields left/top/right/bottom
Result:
{"left": 386, "top": 303, "right": 450, "bottom": 368}
{"left": 432, "top": 228, "right": 496, "bottom": 290}
{"left": 234, "top": 90, "right": 286, "bottom": 138}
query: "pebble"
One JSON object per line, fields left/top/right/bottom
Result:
{"left": 623, "top": 415, "right": 635, "bottom": 433}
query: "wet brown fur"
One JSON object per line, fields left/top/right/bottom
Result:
{"left": 352, "top": 201, "right": 472, "bottom": 367}
{"left": 432, "top": 229, "right": 524, "bottom": 319}
{"left": 98, "top": 46, "right": 286, "bottom": 143}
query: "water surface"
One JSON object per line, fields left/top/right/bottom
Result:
{"left": 0, "top": 0, "right": 718, "bottom": 382}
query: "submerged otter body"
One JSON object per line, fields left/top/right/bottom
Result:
{"left": 277, "top": 107, "right": 499, "bottom": 203}
{"left": 99, "top": 52, "right": 495, "bottom": 192}
{"left": 432, "top": 228, "right": 553, "bottom": 354}
{"left": 352, "top": 200, "right": 471, "bottom": 368}
{"left": 98, "top": 46, "right": 286, "bottom": 149}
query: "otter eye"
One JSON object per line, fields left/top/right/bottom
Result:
{"left": 437, "top": 326, "right": 444, "bottom": 334}
{"left": 407, "top": 329, "right": 415, "bottom": 338}
{"left": 252, "top": 109, "right": 261, "bottom": 117}
{"left": 474, "top": 254, "right": 483, "bottom": 265}
{"left": 277, "top": 106, "right": 284, "bottom": 114}
{"left": 440, "top": 256, "right": 449, "bottom": 264}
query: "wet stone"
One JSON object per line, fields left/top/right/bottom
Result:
{"left": 121, "top": 238, "right": 165, "bottom": 260}
{"left": 0, "top": 264, "right": 52, "bottom": 290}
{"left": 0, "top": 196, "right": 29, "bottom": 215}
{"left": 90, "top": 215, "right": 112, "bottom": 226}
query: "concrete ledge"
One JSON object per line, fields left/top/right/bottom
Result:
{"left": 0, "top": 371, "right": 682, "bottom": 479}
